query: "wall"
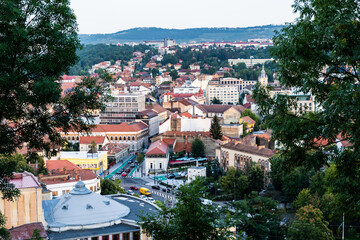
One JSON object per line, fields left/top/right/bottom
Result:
{"left": 46, "top": 178, "right": 100, "bottom": 197}
{"left": 0, "top": 187, "right": 44, "bottom": 229}
{"left": 223, "top": 107, "right": 242, "bottom": 124}
{"left": 145, "top": 155, "right": 169, "bottom": 174}
{"left": 181, "top": 118, "right": 211, "bottom": 132}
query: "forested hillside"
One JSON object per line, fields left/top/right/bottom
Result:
{"left": 79, "top": 25, "right": 284, "bottom": 44}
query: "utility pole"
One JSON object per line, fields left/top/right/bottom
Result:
{"left": 234, "top": 181, "right": 236, "bottom": 201}
{"left": 342, "top": 213, "right": 345, "bottom": 240}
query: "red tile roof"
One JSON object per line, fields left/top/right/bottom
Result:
{"left": 79, "top": 136, "right": 106, "bottom": 144}
{"left": 46, "top": 160, "right": 81, "bottom": 171}
{"left": 197, "top": 104, "right": 232, "bottom": 114}
{"left": 174, "top": 142, "right": 192, "bottom": 153}
{"left": 241, "top": 116, "right": 256, "bottom": 125}
{"left": 100, "top": 142, "right": 130, "bottom": 155}
{"left": 146, "top": 140, "right": 169, "bottom": 155}
{"left": 9, "top": 222, "right": 47, "bottom": 240}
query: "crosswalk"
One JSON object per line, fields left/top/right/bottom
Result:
{"left": 151, "top": 190, "right": 176, "bottom": 200}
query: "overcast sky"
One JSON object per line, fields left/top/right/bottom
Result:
{"left": 70, "top": 0, "right": 298, "bottom": 34}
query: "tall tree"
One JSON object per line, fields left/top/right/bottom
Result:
{"left": 219, "top": 167, "right": 248, "bottom": 200}
{"left": 210, "top": 115, "right": 222, "bottom": 140}
{"left": 288, "top": 205, "right": 333, "bottom": 240}
{"left": 191, "top": 138, "right": 205, "bottom": 158}
{"left": 254, "top": 0, "right": 360, "bottom": 214}
{"left": 0, "top": 0, "right": 111, "bottom": 200}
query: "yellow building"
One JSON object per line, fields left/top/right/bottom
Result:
{"left": 60, "top": 151, "right": 108, "bottom": 175}
{"left": 0, "top": 172, "right": 45, "bottom": 229}
{"left": 239, "top": 116, "right": 256, "bottom": 133}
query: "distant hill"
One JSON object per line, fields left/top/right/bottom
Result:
{"left": 79, "top": 25, "right": 284, "bottom": 45}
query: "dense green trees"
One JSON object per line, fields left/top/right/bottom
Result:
{"left": 254, "top": 0, "right": 360, "bottom": 217}
{"left": 0, "top": 0, "right": 111, "bottom": 201}
{"left": 100, "top": 179, "right": 122, "bottom": 195}
{"left": 140, "top": 179, "right": 234, "bottom": 240}
{"left": 191, "top": 138, "right": 205, "bottom": 158}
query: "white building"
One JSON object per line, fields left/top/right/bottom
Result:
{"left": 228, "top": 58, "right": 274, "bottom": 67}
{"left": 145, "top": 139, "right": 174, "bottom": 174}
{"left": 206, "top": 80, "right": 240, "bottom": 105}
{"left": 188, "top": 166, "right": 206, "bottom": 182}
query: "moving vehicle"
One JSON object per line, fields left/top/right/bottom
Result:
{"left": 161, "top": 187, "right": 171, "bottom": 193}
{"left": 151, "top": 185, "right": 160, "bottom": 190}
{"left": 147, "top": 197, "right": 156, "bottom": 203}
{"left": 125, "top": 168, "right": 130, "bottom": 173}
{"left": 126, "top": 190, "right": 134, "bottom": 195}
{"left": 121, "top": 173, "right": 127, "bottom": 177}
{"left": 140, "top": 187, "right": 151, "bottom": 196}
{"left": 130, "top": 186, "right": 138, "bottom": 190}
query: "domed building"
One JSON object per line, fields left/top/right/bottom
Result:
{"left": 42, "top": 181, "right": 158, "bottom": 240}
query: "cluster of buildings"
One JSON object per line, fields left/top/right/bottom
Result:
{"left": 1, "top": 39, "right": 326, "bottom": 239}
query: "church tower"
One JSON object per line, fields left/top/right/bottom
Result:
{"left": 258, "top": 65, "right": 268, "bottom": 86}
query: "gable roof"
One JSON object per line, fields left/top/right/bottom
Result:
{"left": 197, "top": 104, "right": 232, "bottom": 114}
{"left": 232, "top": 105, "right": 246, "bottom": 113}
{"left": 11, "top": 172, "right": 40, "bottom": 189}
{"left": 146, "top": 103, "right": 167, "bottom": 113}
{"left": 146, "top": 140, "right": 169, "bottom": 155}
{"left": 241, "top": 116, "right": 256, "bottom": 124}
{"left": 222, "top": 141, "right": 275, "bottom": 158}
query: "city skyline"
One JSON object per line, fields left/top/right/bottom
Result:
{"left": 70, "top": 0, "right": 298, "bottom": 34}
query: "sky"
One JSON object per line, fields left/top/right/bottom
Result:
{"left": 70, "top": 0, "right": 298, "bottom": 34}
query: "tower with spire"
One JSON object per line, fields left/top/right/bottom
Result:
{"left": 258, "top": 65, "right": 268, "bottom": 86}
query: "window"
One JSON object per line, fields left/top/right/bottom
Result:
{"left": 102, "top": 236, "right": 109, "bottom": 240}
{"left": 76, "top": 136, "right": 79, "bottom": 140}
{"left": 67, "top": 136, "right": 70, "bottom": 140}
{"left": 91, "top": 237, "right": 98, "bottom": 240}
{"left": 112, "top": 234, "right": 120, "bottom": 240}
{"left": 159, "top": 163, "right": 162, "bottom": 169}
{"left": 115, "top": 136, "right": 118, "bottom": 140}
{"left": 52, "top": 191, "right": 58, "bottom": 196}
{"left": 72, "top": 136, "right": 75, "bottom": 140}
{"left": 111, "top": 136, "right": 113, "bottom": 140}
{"left": 132, "top": 136, "right": 135, "bottom": 141}
{"left": 119, "top": 136, "right": 122, "bottom": 140}
{"left": 123, "top": 233, "right": 130, "bottom": 240}
{"left": 150, "top": 163, "right": 153, "bottom": 169}
{"left": 62, "top": 190, "right": 66, "bottom": 195}
{"left": 128, "top": 136, "right": 131, "bottom": 141}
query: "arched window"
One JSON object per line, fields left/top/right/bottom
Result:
{"left": 72, "top": 136, "right": 75, "bottom": 141}
{"left": 115, "top": 136, "right": 118, "bottom": 141}
{"left": 132, "top": 136, "right": 135, "bottom": 141}
{"left": 76, "top": 136, "right": 79, "bottom": 141}
{"left": 68, "top": 136, "right": 70, "bottom": 140}
{"left": 110, "top": 136, "right": 113, "bottom": 140}
{"left": 119, "top": 136, "right": 122, "bottom": 141}
{"left": 128, "top": 136, "right": 131, "bottom": 141}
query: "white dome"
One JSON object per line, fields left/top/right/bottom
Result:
{"left": 49, "top": 181, "right": 130, "bottom": 229}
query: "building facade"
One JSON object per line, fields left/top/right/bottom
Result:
{"left": 99, "top": 92, "right": 145, "bottom": 124}
{"left": 60, "top": 151, "right": 108, "bottom": 175}
{"left": 0, "top": 172, "right": 45, "bottom": 229}
{"left": 206, "top": 80, "right": 239, "bottom": 105}
{"left": 217, "top": 141, "right": 274, "bottom": 173}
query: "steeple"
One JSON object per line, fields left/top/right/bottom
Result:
{"left": 258, "top": 65, "right": 268, "bottom": 86}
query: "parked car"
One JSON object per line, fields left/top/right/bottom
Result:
{"left": 130, "top": 186, "right": 138, "bottom": 190}
{"left": 167, "top": 173, "right": 175, "bottom": 179}
{"left": 152, "top": 185, "right": 161, "bottom": 190}
{"left": 130, "top": 163, "right": 135, "bottom": 168}
{"left": 140, "top": 195, "right": 148, "bottom": 201}
{"left": 121, "top": 172, "right": 127, "bottom": 177}
{"left": 126, "top": 190, "right": 134, "bottom": 195}
{"left": 125, "top": 168, "right": 130, "bottom": 173}
{"left": 147, "top": 197, "right": 156, "bottom": 203}
{"left": 161, "top": 187, "right": 171, "bottom": 193}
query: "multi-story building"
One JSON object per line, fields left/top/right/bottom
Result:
{"left": 60, "top": 121, "right": 149, "bottom": 152}
{"left": 99, "top": 92, "right": 145, "bottom": 124}
{"left": 206, "top": 80, "right": 240, "bottom": 105}
{"left": 136, "top": 109, "right": 160, "bottom": 137}
{"left": 217, "top": 141, "right": 275, "bottom": 172}
{"left": 0, "top": 172, "right": 45, "bottom": 229}
{"left": 60, "top": 151, "right": 108, "bottom": 175}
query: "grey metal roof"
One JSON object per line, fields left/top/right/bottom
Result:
{"left": 47, "top": 223, "right": 140, "bottom": 240}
